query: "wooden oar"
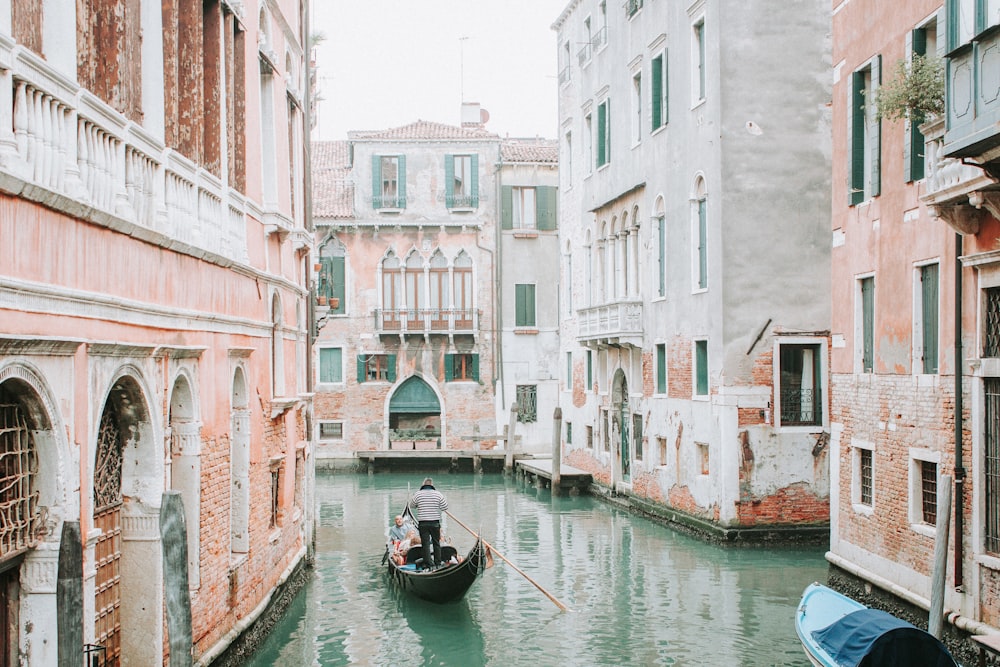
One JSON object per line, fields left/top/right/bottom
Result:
{"left": 445, "top": 510, "right": 571, "bottom": 612}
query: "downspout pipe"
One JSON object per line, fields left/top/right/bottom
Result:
{"left": 954, "top": 232, "right": 965, "bottom": 588}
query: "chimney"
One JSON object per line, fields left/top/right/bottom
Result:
{"left": 462, "top": 102, "right": 488, "bottom": 128}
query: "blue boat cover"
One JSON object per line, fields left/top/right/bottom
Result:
{"left": 812, "top": 608, "right": 957, "bottom": 667}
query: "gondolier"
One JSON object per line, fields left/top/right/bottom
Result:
{"left": 409, "top": 477, "right": 448, "bottom": 569}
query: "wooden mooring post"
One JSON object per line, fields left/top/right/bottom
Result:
{"left": 551, "top": 407, "right": 562, "bottom": 494}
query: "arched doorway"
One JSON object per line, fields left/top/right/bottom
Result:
{"left": 168, "top": 373, "right": 200, "bottom": 587}
{"left": 612, "top": 369, "right": 630, "bottom": 485}
{"left": 388, "top": 376, "right": 442, "bottom": 449}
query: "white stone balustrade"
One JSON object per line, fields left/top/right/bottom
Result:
{"left": 922, "top": 118, "right": 997, "bottom": 207}
{"left": 577, "top": 299, "right": 643, "bottom": 347}
{"left": 0, "top": 44, "right": 250, "bottom": 264}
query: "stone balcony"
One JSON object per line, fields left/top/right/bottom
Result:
{"left": 576, "top": 299, "right": 643, "bottom": 349}
{"left": 374, "top": 308, "right": 479, "bottom": 341}
{"left": 921, "top": 117, "right": 1000, "bottom": 235}
{"left": 0, "top": 35, "right": 266, "bottom": 265}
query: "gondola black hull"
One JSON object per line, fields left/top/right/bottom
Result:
{"left": 385, "top": 538, "right": 486, "bottom": 603}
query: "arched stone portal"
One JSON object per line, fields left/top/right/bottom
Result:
{"left": 387, "top": 376, "right": 442, "bottom": 449}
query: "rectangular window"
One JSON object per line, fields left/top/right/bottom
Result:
{"left": 693, "top": 19, "right": 706, "bottom": 102}
{"left": 633, "top": 413, "right": 643, "bottom": 461}
{"left": 920, "top": 460, "right": 938, "bottom": 525}
{"left": 446, "top": 154, "right": 478, "bottom": 208}
{"left": 566, "top": 351, "right": 573, "bottom": 389}
{"left": 919, "top": 263, "right": 939, "bottom": 374}
{"left": 596, "top": 99, "right": 610, "bottom": 167}
{"left": 445, "top": 353, "right": 479, "bottom": 381}
{"left": 270, "top": 465, "right": 281, "bottom": 527}
{"left": 514, "top": 187, "right": 537, "bottom": 229}
{"left": 860, "top": 277, "right": 874, "bottom": 372}
{"left": 579, "top": 16, "right": 593, "bottom": 64}
{"left": 696, "top": 198, "right": 707, "bottom": 289}
{"left": 698, "top": 442, "right": 709, "bottom": 475}
{"left": 987, "top": 287, "right": 1000, "bottom": 357}
{"left": 656, "top": 343, "right": 667, "bottom": 394}
{"left": 587, "top": 425, "right": 593, "bottom": 449}
{"left": 516, "top": 385, "right": 537, "bottom": 423}
{"left": 373, "top": 155, "right": 406, "bottom": 209}
{"left": 632, "top": 71, "right": 642, "bottom": 144}
{"left": 626, "top": 0, "right": 643, "bottom": 18}
{"left": 860, "top": 447, "right": 873, "bottom": 506}
{"left": 501, "top": 186, "right": 557, "bottom": 231}
{"left": 694, "top": 339, "right": 708, "bottom": 396}
{"left": 357, "top": 354, "right": 396, "bottom": 383}
{"left": 586, "top": 350, "right": 593, "bottom": 390}
{"left": 905, "top": 26, "right": 935, "bottom": 182}
{"left": 318, "top": 421, "right": 343, "bottom": 440}
{"left": 515, "top": 284, "right": 536, "bottom": 327}
{"left": 849, "top": 58, "right": 881, "bottom": 204}
{"left": 584, "top": 113, "right": 594, "bottom": 172}
{"left": 779, "top": 344, "right": 822, "bottom": 426}
{"left": 658, "top": 437, "right": 667, "bottom": 466}
{"left": 651, "top": 52, "right": 668, "bottom": 130}
{"left": 603, "top": 409, "right": 610, "bottom": 452}
{"left": 565, "top": 131, "right": 573, "bottom": 187}
{"left": 566, "top": 422, "right": 573, "bottom": 444}
{"left": 657, "top": 216, "right": 666, "bottom": 297}
{"left": 987, "top": 378, "right": 1000, "bottom": 552}
{"left": 319, "top": 347, "right": 343, "bottom": 384}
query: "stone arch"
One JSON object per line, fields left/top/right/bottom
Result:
{"left": 0, "top": 363, "right": 71, "bottom": 664}
{"left": 94, "top": 368, "right": 162, "bottom": 665}
{"left": 429, "top": 249, "right": 450, "bottom": 323}
{"left": 386, "top": 375, "right": 444, "bottom": 449}
{"left": 230, "top": 365, "right": 251, "bottom": 555}
{"left": 611, "top": 368, "right": 631, "bottom": 486}
{"left": 381, "top": 250, "right": 402, "bottom": 327}
{"left": 168, "top": 371, "right": 202, "bottom": 588}
{"left": 271, "top": 291, "right": 285, "bottom": 396}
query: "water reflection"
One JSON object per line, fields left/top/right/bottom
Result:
{"left": 248, "top": 473, "right": 827, "bottom": 666}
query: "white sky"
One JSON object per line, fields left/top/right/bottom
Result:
{"left": 310, "top": 0, "right": 567, "bottom": 141}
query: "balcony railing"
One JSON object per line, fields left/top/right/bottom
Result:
{"left": 445, "top": 193, "right": 477, "bottom": 209}
{"left": 577, "top": 41, "right": 592, "bottom": 66}
{"left": 375, "top": 308, "right": 479, "bottom": 336}
{"left": 592, "top": 26, "right": 607, "bottom": 50}
{"left": 0, "top": 39, "right": 250, "bottom": 263}
{"left": 559, "top": 65, "right": 571, "bottom": 86}
{"left": 373, "top": 194, "right": 406, "bottom": 210}
{"left": 577, "top": 299, "right": 643, "bottom": 348}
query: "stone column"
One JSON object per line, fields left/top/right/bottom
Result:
{"left": 21, "top": 540, "right": 60, "bottom": 666}
{"left": 171, "top": 421, "right": 202, "bottom": 587}
{"left": 121, "top": 502, "right": 164, "bottom": 666}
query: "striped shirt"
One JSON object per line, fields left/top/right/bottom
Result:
{"left": 409, "top": 487, "right": 448, "bottom": 521}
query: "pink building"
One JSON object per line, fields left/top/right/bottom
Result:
{"left": 0, "top": 0, "right": 312, "bottom": 664}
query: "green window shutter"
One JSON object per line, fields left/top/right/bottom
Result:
{"left": 656, "top": 343, "right": 666, "bottom": 393}
{"left": 850, "top": 71, "right": 865, "bottom": 205}
{"left": 698, "top": 199, "right": 707, "bottom": 289}
{"left": 536, "top": 186, "right": 558, "bottom": 230}
{"left": 526, "top": 285, "right": 536, "bottom": 326}
{"left": 663, "top": 49, "right": 669, "bottom": 125}
{"left": 586, "top": 351, "right": 592, "bottom": 389}
{"left": 597, "top": 102, "right": 607, "bottom": 167}
{"left": 922, "top": 264, "right": 939, "bottom": 374}
{"left": 444, "top": 354, "right": 454, "bottom": 381}
{"left": 871, "top": 55, "right": 882, "bottom": 197}
{"left": 907, "top": 31, "right": 927, "bottom": 183}
{"left": 695, "top": 340, "right": 708, "bottom": 395}
{"left": 501, "top": 185, "right": 513, "bottom": 229}
{"left": 651, "top": 55, "right": 663, "bottom": 130}
{"left": 387, "top": 354, "right": 397, "bottom": 382}
{"left": 357, "top": 355, "right": 366, "bottom": 383}
{"left": 936, "top": 9, "right": 946, "bottom": 57}
{"left": 470, "top": 155, "right": 479, "bottom": 207}
{"left": 472, "top": 354, "right": 480, "bottom": 382}
{"left": 515, "top": 284, "right": 526, "bottom": 325}
{"left": 398, "top": 156, "right": 406, "bottom": 207}
{"left": 658, "top": 217, "right": 666, "bottom": 296}
{"left": 445, "top": 155, "right": 455, "bottom": 208}
{"left": 862, "top": 277, "right": 874, "bottom": 372}
{"left": 320, "top": 348, "right": 342, "bottom": 383}
{"left": 332, "top": 256, "right": 346, "bottom": 314}
{"left": 372, "top": 155, "right": 382, "bottom": 209}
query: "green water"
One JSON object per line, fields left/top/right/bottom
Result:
{"left": 247, "top": 472, "right": 828, "bottom": 666}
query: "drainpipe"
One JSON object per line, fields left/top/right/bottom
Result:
{"left": 302, "top": 0, "right": 316, "bottom": 563}
{"left": 954, "top": 231, "right": 965, "bottom": 588}
{"left": 492, "top": 144, "right": 505, "bottom": 409}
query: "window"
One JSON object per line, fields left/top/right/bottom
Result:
{"left": 948, "top": 0, "right": 1000, "bottom": 49}
{"left": 596, "top": 1, "right": 607, "bottom": 49}
{"left": 566, "top": 422, "right": 573, "bottom": 444}
{"left": 357, "top": 354, "right": 396, "bottom": 383}
{"left": 986, "top": 378, "right": 1000, "bottom": 552}
{"left": 566, "top": 351, "right": 573, "bottom": 389}
{"left": 849, "top": 58, "right": 881, "bottom": 205}
{"left": 906, "top": 24, "right": 936, "bottom": 182}
{"left": 564, "top": 131, "right": 572, "bottom": 187}
{"left": 693, "top": 18, "right": 706, "bottom": 102}
{"left": 858, "top": 446, "right": 873, "bottom": 507}
{"left": 631, "top": 71, "right": 642, "bottom": 144}
{"left": 453, "top": 251, "right": 474, "bottom": 328}
{"left": 694, "top": 339, "right": 708, "bottom": 397}
{"left": 919, "top": 459, "right": 938, "bottom": 525}
{"left": 859, "top": 276, "right": 874, "bottom": 372}
{"left": 586, "top": 425, "right": 594, "bottom": 449}
{"left": 318, "top": 237, "right": 346, "bottom": 314}
{"left": 445, "top": 353, "right": 479, "bottom": 381}
{"left": 917, "top": 263, "right": 939, "bottom": 374}
{"left": 502, "top": 186, "right": 557, "bottom": 231}
{"left": 445, "top": 154, "right": 478, "bottom": 208}
{"left": 596, "top": 99, "right": 610, "bottom": 167}
{"left": 651, "top": 52, "right": 668, "bottom": 131}
{"left": 579, "top": 16, "right": 593, "bottom": 64}
{"left": 656, "top": 215, "right": 666, "bottom": 296}
{"left": 779, "top": 344, "right": 822, "bottom": 426}
{"left": 373, "top": 155, "right": 405, "bottom": 209}
{"left": 560, "top": 42, "right": 571, "bottom": 85}
{"left": 658, "top": 437, "right": 667, "bottom": 466}
{"left": 602, "top": 409, "right": 610, "bottom": 451}
{"left": 695, "top": 194, "right": 707, "bottom": 290}
{"left": 656, "top": 343, "right": 667, "bottom": 394}
{"left": 318, "top": 422, "right": 343, "bottom": 440}
{"left": 626, "top": 0, "right": 643, "bottom": 19}
{"left": 515, "top": 284, "right": 536, "bottom": 327}
{"left": 987, "top": 287, "right": 1000, "bottom": 357}
{"left": 633, "top": 413, "right": 643, "bottom": 461}
{"left": 584, "top": 112, "right": 594, "bottom": 172}
{"left": 269, "top": 463, "right": 282, "bottom": 528}
{"left": 697, "top": 442, "right": 709, "bottom": 475}
{"left": 516, "top": 385, "right": 537, "bottom": 423}
{"left": 319, "top": 347, "right": 343, "bottom": 383}
{"left": 586, "top": 350, "right": 593, "bottom": 390}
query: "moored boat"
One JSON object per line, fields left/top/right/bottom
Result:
{"left": 384, "top": 537, "right": 488, "bottom": 604}
{"left": 795, "top": 582, "right": 958, "bottom": 667}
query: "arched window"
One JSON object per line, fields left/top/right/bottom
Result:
{"left": 429, "top": 250, "right": 449, "bottom": 329}
{"left": 692, "top": 176, "right": 708, "bottom": 290}
{"left": 405, "top": 251, "right": 425, "bottom": 321}
{"left": 453, "top": 251, "right": 473, "bottom": 329}
{"left": 382, "top": 251, "right": 402, "bottom": 329}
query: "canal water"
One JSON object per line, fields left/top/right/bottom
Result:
{"left": 248, "top": 472, "right": 828, "bottom": 666}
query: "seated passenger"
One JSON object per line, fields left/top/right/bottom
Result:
{"left": 393, "top": 530, "right": 421, "bottom": 566}
{"left": 388, "top": 515, "right": 409, "bottom": 542}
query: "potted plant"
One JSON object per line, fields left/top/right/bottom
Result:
{"left": 330, "top": 297, "right": 340, "bottom": 309}
{"left": 317, "top": 295, "right": 328, "bottom": 306}
{"left": 873, "top": 54, "right": 944, "bottom": 126}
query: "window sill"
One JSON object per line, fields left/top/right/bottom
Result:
{"left": 909, "top": 522, "right": 935, "bottom": 539}
{"left": 975, "top": 552, "right": 1000, "bottom": 571}
{"left": 691, "top": 286, "right": 708, "bottom": 295}
{"left": 315, "top": 381, "right": 345, "bottom": 389}
{"left": 448, "top": 207, "right": 477, "bottom": 213}
{"left": 651, "top": 124, "right": 668, "bottom": 137}
{"left": 691, "top": 98, "right": 706, "bottom": 111}
{"left": 775, "top": 423, "right": 825, "bottom": 433}
{"left": 851, "top": 503, "right": 874, "bottom": 517}
{"left": 317, "top": 438, "right": 344, "bottom": 444}
{"left": 514, "top": 328, "right": 539, "bottom": 335}
{"left": 268, "top": 529, "right": 281, "bottom": 544}
{"left": 692, "top": 394, "right": 709, "bottom": 402}
{"left": 512, "top": 231, "right": 539, "bottom": 239}
{"left": 376, "top": 208, "right": 404, "bottom": 215}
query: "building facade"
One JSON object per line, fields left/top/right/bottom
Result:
{"left": 829, "top": 0, "right": 1000, "bottom": 647}
{"left": 0, "top": 0, "right": 313, "bottom": 664}
{"left": 311, "top": 110, "right": 559, "bottom": 459}
{"left": 553, "top": 0, "right": 832, "bottom": 533}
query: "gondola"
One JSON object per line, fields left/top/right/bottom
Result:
{"left": 795, "top": 582, "right": 958, "bottom": 667}
{"left": 383, "top": 537, "right": 488, "bottom": 603}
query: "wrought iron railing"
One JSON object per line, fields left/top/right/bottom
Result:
{"left": 577, "top": 41, "right": 592, "bottom": 65}
{"left": 373, "top": 194, "right": 406, "bottom": 209}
